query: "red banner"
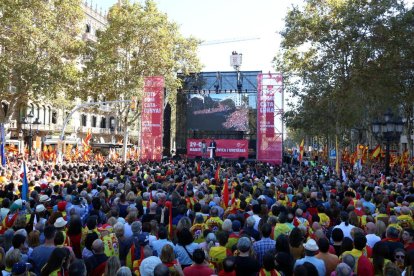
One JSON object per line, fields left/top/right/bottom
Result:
{"left": 140, "top": 76, "right": 164, "bottom": 161}
{"left": 187, "top": 139, "right": 248, "bottom": 159}
{"left": 257, "top": 73, "right": 283, "bottom": 164}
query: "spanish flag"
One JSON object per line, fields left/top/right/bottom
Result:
{"left": 222, "top": 178, "right": 229, "bottom": 209}
{"left": 372, "top": 145, "right": 381, "bottom": 159}
{"left": 299, "top": 139, "right": 304, "bottom": 162}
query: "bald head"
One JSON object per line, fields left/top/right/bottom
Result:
{"left": 312, "top": 222, "right": 321, "bottom": 231}
{"left": 366, "top": 222, "right": 376, "bottom": 234}
{"left": 295, "top": 208, "right": 303, "bottom": 217}
{"left": 92, "top": 239, "right": 104, "bottom": 254}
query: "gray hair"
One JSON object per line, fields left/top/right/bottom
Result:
{"left": 113, "top": 222, "right": 125, "bottom": 237}
{"left": 342, "top": 254, "right": 355, "bottom": 270}
{"left": 336, "top": 263, "right": 353, "bottom": 276}
{"left": 246, "top": 216, "right": 255, "bottom": 227}
{"left": 131, "top": 221, "right": 142, "bottom": 234}
{"left": 237, "top": 237, "right": 251, "bottom": 253}
{"left": 116, "top": 266, "right": 132, "bottom": 276}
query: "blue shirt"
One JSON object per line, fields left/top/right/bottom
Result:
{"left": 151, "top": 239, "right": 175, "bottom": 256}
{"left": 174, "top": 243, "right": 199, "bottom": 266}
{"left": 253, "top": 237, "right": 275, "bottom": 266}
{"left": 295, "top": 256, "right": 326, "bottom": 276}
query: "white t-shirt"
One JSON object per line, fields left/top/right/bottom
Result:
{"left": 366, "top": 233, "right": 381, "bottom": 248}
{"left": 333, "top": 222, "right": 355, "bottom": 240}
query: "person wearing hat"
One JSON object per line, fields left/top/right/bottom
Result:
{"left": 11, "top": 261, "right": 29, "bottom": 276}
{"left": 226, "top": 220, "right": 241, "bottom": 251}
{"left": 234, "top": 237, "right": 260, "bottom": 276}
{"left": 0, "top": 203, "right": 20, "bottom": 234}
{"left": 294, "top": 239, "right": 326, "bottom": 276}
{"left": 54, "top": 217, "right": 71, "bottom": 247}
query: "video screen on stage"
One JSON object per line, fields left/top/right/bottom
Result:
{"left": 186, "top": 93, "right": 255, "bottom": 131}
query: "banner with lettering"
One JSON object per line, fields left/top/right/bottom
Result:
{"left": 140, "top": 76, "right": 164, "bottom": 161}
{"left": 187, "top": 139, "right": 248, "bottom": 159}
{"left": 257, "top": 73, "right": 283, "bottom": 164}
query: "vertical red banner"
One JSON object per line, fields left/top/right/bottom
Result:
{"left": 140, "top": 76, "right": 164, "bottom": 161}
{"left": 257, "top": 73, "right": 283, "bottom": 164}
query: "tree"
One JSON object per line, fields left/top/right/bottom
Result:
{"left": 82, "top": 0, "right": 201, "bottom": 137}
{"left": 0, "top": 0, "right": 84, "bottom": 128}
{"left": 277, "top": 0, "right": 410, "bottom": 148}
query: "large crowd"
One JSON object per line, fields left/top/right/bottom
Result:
{"left": 0, "top": 157, "right": 413, "bottom": 276}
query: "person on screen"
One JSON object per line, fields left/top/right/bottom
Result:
{"left": 209, "top": 139, "right": 217, "bottom": 158}
{"left": 201, "top": 140, "right": 207, "bottom": 158}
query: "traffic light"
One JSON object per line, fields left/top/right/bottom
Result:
{"left": 130, "top": 96, "right": 137, "bottom": 111}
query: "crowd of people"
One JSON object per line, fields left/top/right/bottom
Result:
{"left": 0, "top": 157, "right": 412, "bottom": 276}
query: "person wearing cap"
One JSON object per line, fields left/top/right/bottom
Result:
{"left": 294, "top": 239, "right": 326, "bottom": 276}
{"left": 0, "top": 203, "right": 20, "bottom": 234}
{"left": 226, "top": 220, "right": 241, "bottom": 251}
{"left": 11, "top": 261, "right": 29, "bottom": 276}
{"left": 54, "top": 217, "right": 71, "bottom": 247}
{"left": 234, "top": 237, "right": 260, "bottom": 276}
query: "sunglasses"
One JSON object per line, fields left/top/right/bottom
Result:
{"left": 395, "top": 255, "right": 405, "bottom": 259}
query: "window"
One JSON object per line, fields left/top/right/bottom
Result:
{"left": 81, "top": 114, "right": 87, "bottom": 127}
{"left": 85, "top": 24, "right": 91, "bottom": 33}
{"left": 100, "top": 117, "right": 106, "bottom": 128}
{"left": 43, "top": 105, "right": 46, "bottom": 125}
{"left": 52, "top": 111, "right": 57, "bottom": 124}
{"left": 48, "top": 107, "right": 51, "bottom": 124}
{"left": 92, "top": 116, "right": 97, "bottom": 127}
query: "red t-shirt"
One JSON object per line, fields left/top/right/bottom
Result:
{"left": 183, "top": 264, "right": 215, "bottom": 276}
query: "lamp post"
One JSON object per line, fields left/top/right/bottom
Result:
{"left": 22, "top": 111, "right": 41, "bottom": 158}
{"left": 371, "top": 109, "right": 404, "bottom": 176}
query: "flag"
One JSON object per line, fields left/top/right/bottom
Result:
{"left": 0, "top": 123, "right": 6, "bottom": 167}
{"left": 335, "top": 136, "right": 340, "bottom": 176}
{"left": 21, "top": 161, "right": 29, "bottom": 200}
{"left": 372, "top": 145, "right": 381, "bottom": 159}
{"left": 222, "top": 178, "right": 229, "bottom": 208}
{"left": 299, "top": 139, "right": 304, "bottom": 162}
{"left": 215, "top": 164, "right": 220, "bottom": 182}
{"left": 342, "top": 168, "right": 348, "bottom": 182}
{"left": 380, "top": 174, "right": 385, "bottom": 187}
{"left": 196, "top": 161, "right": 201, "bottom": 173}
{"left": 82, "top": 129, "right": 92, "bottom": 156}
{"left": 165, "top": 201, "right": 173, "bottom": 239}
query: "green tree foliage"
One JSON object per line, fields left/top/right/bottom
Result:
{"left": 82, "top": 0, "right": 201, "bottom": 131}
{"left": 277, "top": 0, "right": 413, "bottom": 145}
{"left": 0, "top": 0, "right": 84, "bottom": 125}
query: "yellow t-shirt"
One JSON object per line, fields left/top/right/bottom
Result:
{"left": 209, "top": 246, "right": 227, "bottom": 263}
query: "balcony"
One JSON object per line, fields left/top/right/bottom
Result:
{"left": 82, "top": 32, "right": 97, "bottom": 42}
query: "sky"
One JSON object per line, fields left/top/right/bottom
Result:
{"left": 95, "top": 0, "right": 302, "bottom": 73}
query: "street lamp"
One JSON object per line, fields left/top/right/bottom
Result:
{"left": 371, "top": 109, "right": 404, "bottom": 176}
{"left": 22, "top": 111, "right": 41, "bottom": 158}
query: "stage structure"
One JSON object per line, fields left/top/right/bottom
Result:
{"left": 175, "top": 71, "right": 284, "bottom": 164}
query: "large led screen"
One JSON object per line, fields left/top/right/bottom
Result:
{"left": 187, "top": 93, "right": 252, "bottom": 131}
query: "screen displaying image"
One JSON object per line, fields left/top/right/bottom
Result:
{"left": 187, "top": 93, "right": 251, "bottom": 131}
